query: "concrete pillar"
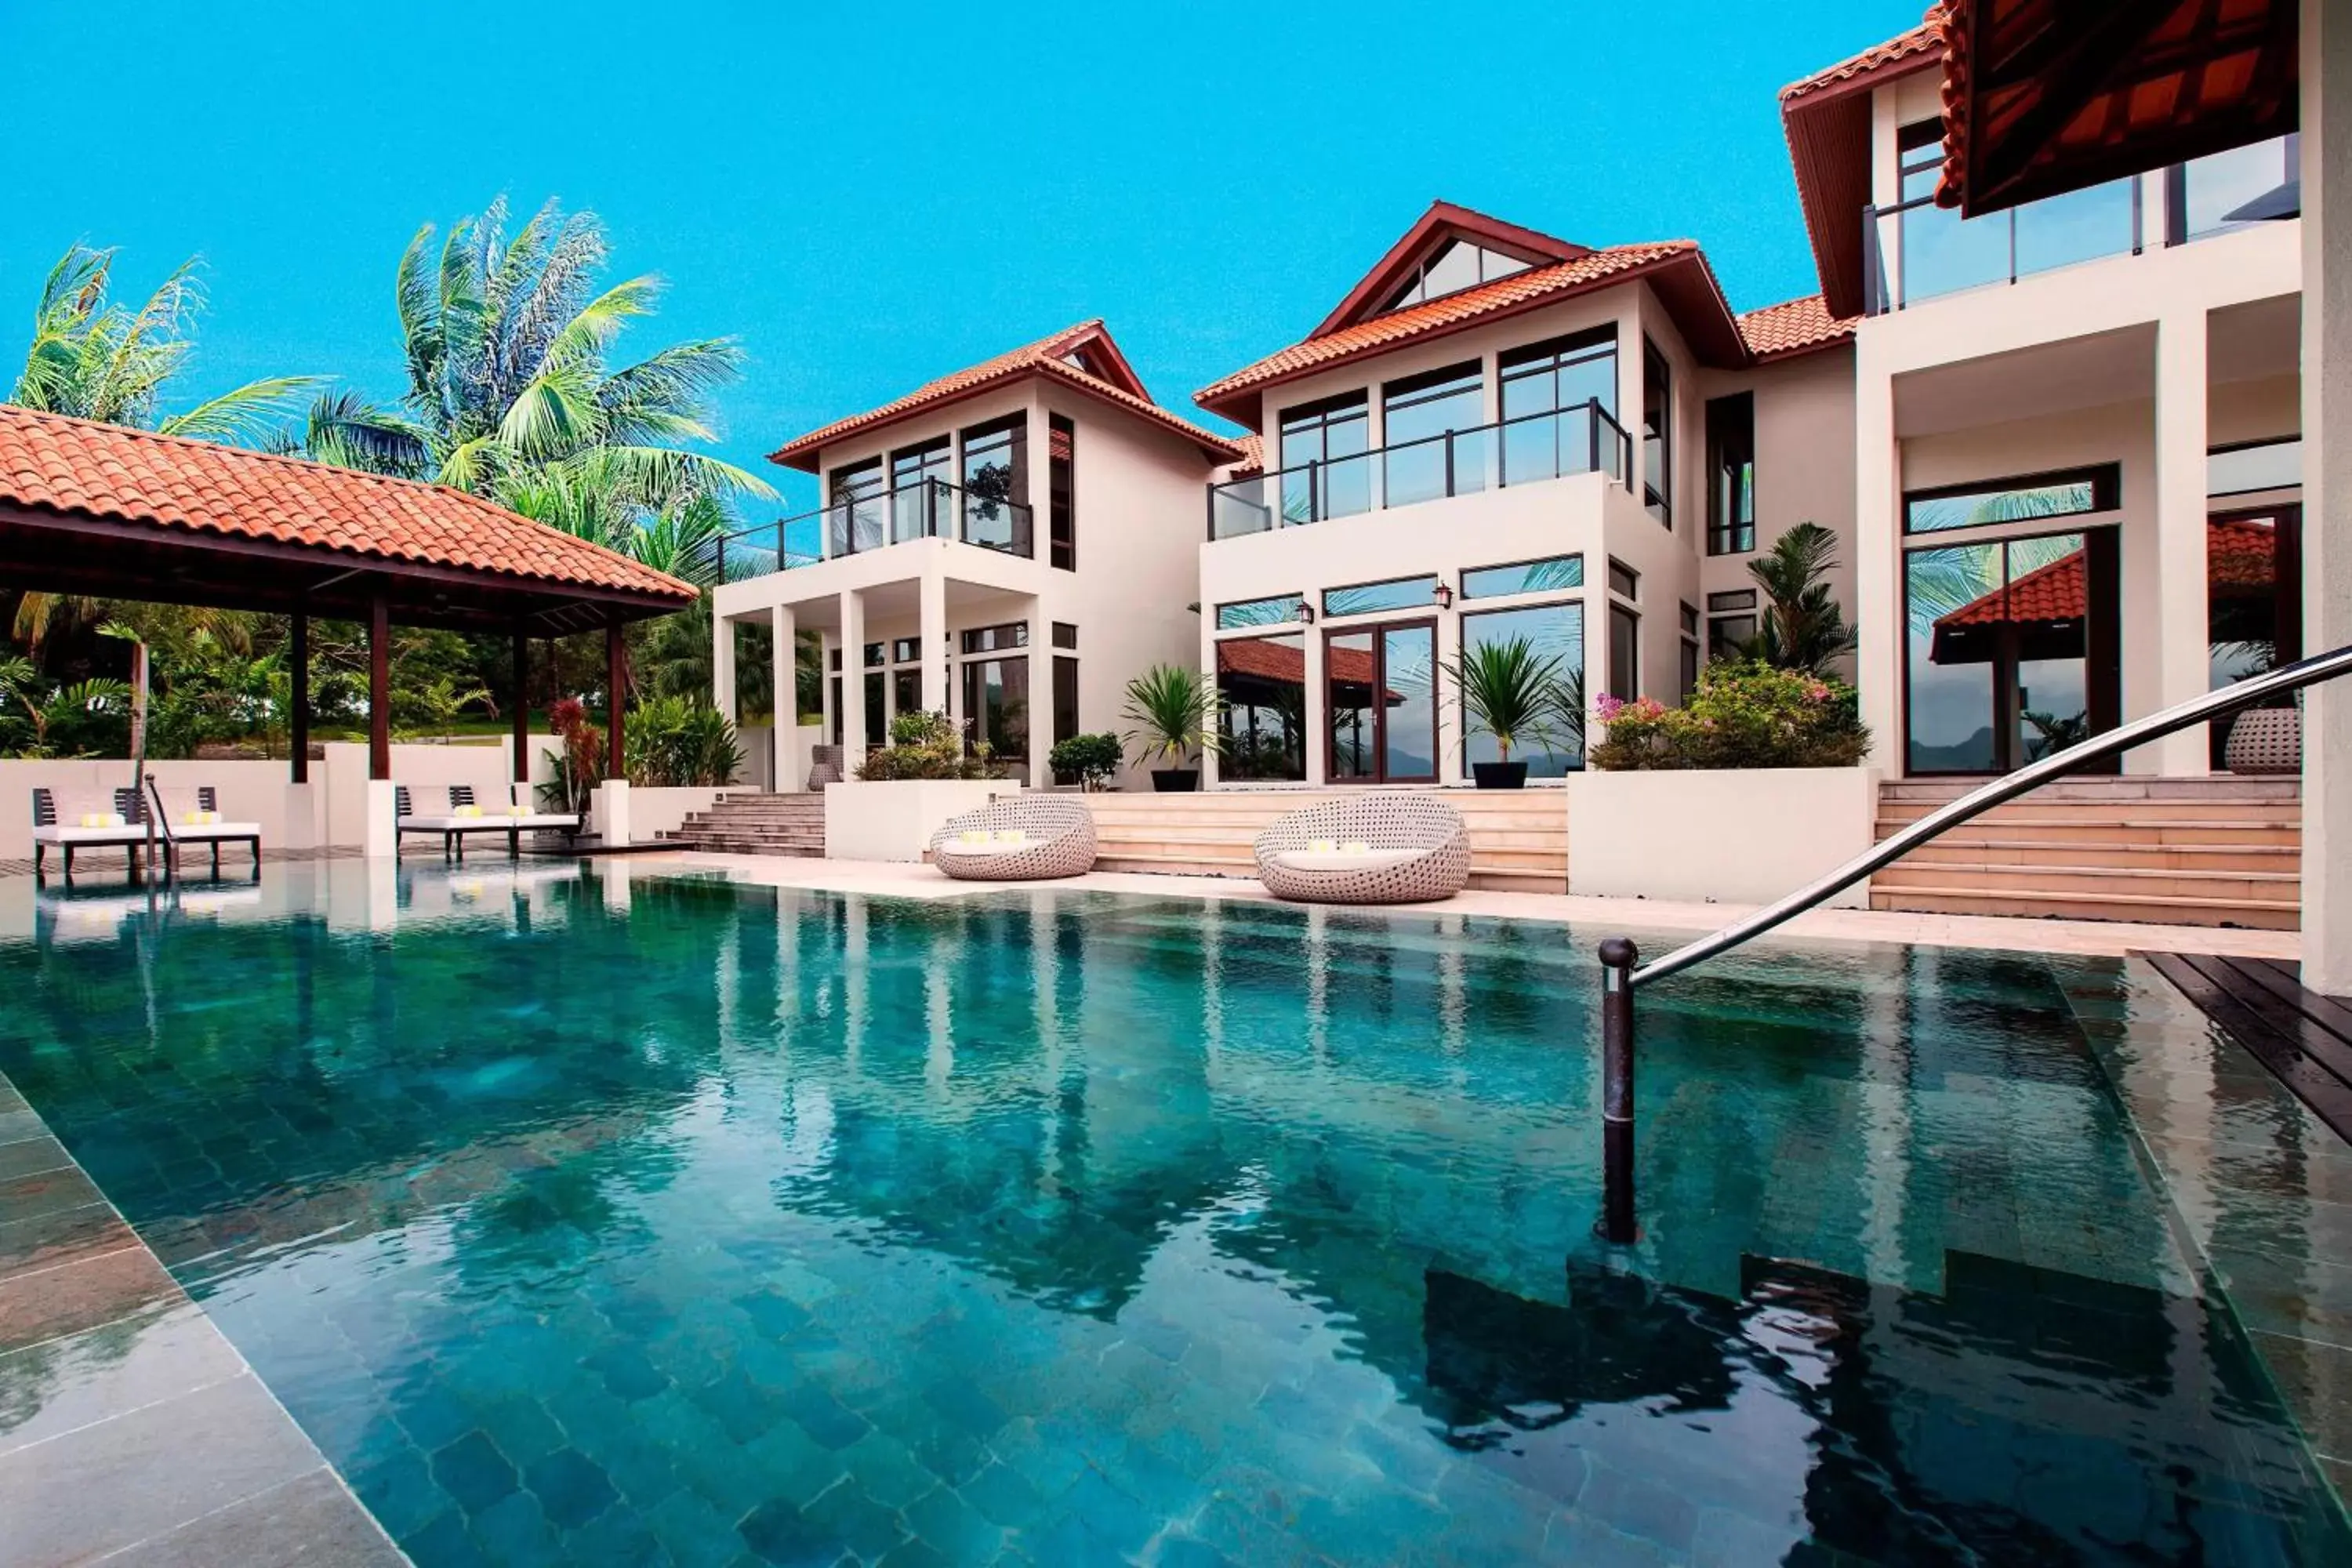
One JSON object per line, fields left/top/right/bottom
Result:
{"left": 771, "top": 604, "right": 796, "bottom": 791}
{"left": 1853, "top": 351, "right": 1901, "bottom": 772}
{"left": 596, "top": 779, "right": 632, "bottom": 848}
{"left": 1200, "top": 606, "right": 1222, "bottom": 789}
{"left": 919, "top": 566, "right": 948, "bottom": 716}
{"left": 2306, "top": 0, "right": 2352, "bottom": 992}
{"left": 838, "top": 590, "right": 867, "bottom": 765}
{"left": 2150, "top": 311, "right": 2212, "bottom": 775}
{"left": 1303, "top": 615, "right": 1328, "bottom": 786}
{"left": 1435, "top": 597, "right": 1465, "bottom": 786}
{"left": 713, "top": 610, "right": 736, "bottom": 720}
{"left": 362, "top": 778, "right": 397, "bottom": 858}
{"left": 1026, "top": 600, "right": 1051, "bottom": 789}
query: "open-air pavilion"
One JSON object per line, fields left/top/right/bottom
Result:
{"left": 0, "top": 404, "right": 699, "bottom": 840}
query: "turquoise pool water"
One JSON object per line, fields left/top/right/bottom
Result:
{"left": 0, "top": 861, "right": 2345, "bottom": 1566}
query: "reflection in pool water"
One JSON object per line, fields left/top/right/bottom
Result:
{"left": 0, "top": 862, "right": 2343, "bottom": 1565}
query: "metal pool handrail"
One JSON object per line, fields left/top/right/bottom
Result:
{"left": 1592, "top": 638, "right": 2352, "bottom": 1244}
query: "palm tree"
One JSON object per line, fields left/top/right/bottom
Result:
{"left": 391, "top": 197, "right": 774, "bottom": 559}
{"left": 1740, "top": 521, "right": 1859, "bottom": 677}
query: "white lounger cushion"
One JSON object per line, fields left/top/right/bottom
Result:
{"left": 169, "top": 821, "right": 261, "bottom": 840}
{"left": 405, "top": 813, "right": 578, "bottom": 831}
{"left": 942, "top": 839, "right": 1035, "bottom": 857}
{"left": 33, "top": 823, "right": 152, "bottom": 845}
{"left": 1270, "top": 847, "right": 1421, "bottom": 875}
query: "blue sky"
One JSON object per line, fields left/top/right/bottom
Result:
{"left": 2, "top": 0, "right": 1918, "bottom": 514}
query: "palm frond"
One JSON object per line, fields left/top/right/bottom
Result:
{"left": 158, "top": 375, "right": 325, "bottom": 445}
{"left": 301, "top": 390, "right": 433, "bottom": 474}
{"left": 593, "top": 444, "right": 777, "bottom": 503}
{"left": 395, "top": 222, "right": 445, "bottom": 407}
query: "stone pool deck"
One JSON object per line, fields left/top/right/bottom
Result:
{"left": 644, "top": 851, "right": 2304, "bottom": 961}
{"left": 0, "top": 1072, "right": 408, "bottom": 1567}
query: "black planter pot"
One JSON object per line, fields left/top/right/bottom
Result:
{"left": 1151, "top": 769, "right": 1200, "bottom": 793}
{"left": 1472, "top": 761, "right": 1530, "bottom": 790}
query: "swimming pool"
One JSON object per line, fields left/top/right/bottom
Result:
{"left": 0, "top": 861, "right": 2344, "bottom": 1565}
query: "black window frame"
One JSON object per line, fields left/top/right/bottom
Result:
{"left": 1704, "top": 391, "right": 1756, "bottom": 556}
{"left": 1606, "top": 559, "right": 1639, "bottom": 601}
{"left": 1052, "top": 655, "right": 1080, "bottom": 750}
{"left": 1903, "top": 463, "right": 2122, "bottom": 535}
{"left": 1642, "top": 336, "right": 1672, "bottom": 527}
{"left": 1048, "top": 413, "right": 1076, "bottom": 571}
{"left": 1459, "top": 554, "right": 1585, "bottom": 601}
{"left": 1608, "top": 604, "right": 1640, "bottom": 702}
{"left": 1051, "top": 621, "right": 1079, "bottom": 650}
{"left": 959, "top": 622, "right": 1030, "bottom": 655}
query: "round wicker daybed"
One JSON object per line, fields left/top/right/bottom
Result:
{"left": 1252, "top": 795, "right": 1472, "bottom": 904}
{"left": 929, "top": 794, "right": 1099, "bottom": 881}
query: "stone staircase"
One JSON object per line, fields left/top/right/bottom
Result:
{"left": 662, "top": 792, "right": 826, "bottom": 857}
{"left": 1083, "top": 787, "right": 1569, "bottom": 894}
{"left": 1869, "top": 777, "right": 2302, "bottom": 929}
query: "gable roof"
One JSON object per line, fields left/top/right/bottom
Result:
{"left": 0, "top": 405, "right": 695, "bottom": 612}
{"left": 1307, "top": 201, "right": 1595, "bottom": 339}
{"left": 1195, "top": 223, "right": 1754, "bottom": 426}
{"left": 1780, "top": 19, "right": 1950, "bottom": 318}
{"left": 769, "top": 321, "right": 1243, "bottom": 473}
{"left": 1737, "top": 295, "right": 1860, "bottom": 361}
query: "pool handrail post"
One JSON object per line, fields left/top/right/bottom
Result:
{"left": 1598, "top": 936, "right": 1639, "bottom": 1244}
{"left": 1589, "top": 637, "right": 2352, "bottom": 1244}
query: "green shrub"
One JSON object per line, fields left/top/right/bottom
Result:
{"left": 624, "top": 695, "right": 742, "bottom": 786}
{"left": 1049, "top": 732, "right": 1123, "bottom": 790}
{"left": 1587, "top": 660, "right": 1870, "bottom": 771}
{"left": 858, "top": 709, "right": 993, "bottom": 780}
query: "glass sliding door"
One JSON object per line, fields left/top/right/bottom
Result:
{"left": 1216, "top": 633, "right": 1308, "bottom": 782}
{"left": 1325, "top": 622, "right": 1436, "bottom": 782}
{"left": 960, "top": 656, "right": 1029, "bottom": 767}
{"left": 1462, "top": 603, "right": 1584, "bottom": 775}
{"left": 1903, "top": 526, "right": 2120, "bottom": 775}
{"left": 2208, "top": 507, "right": 2302, "bottom": 764}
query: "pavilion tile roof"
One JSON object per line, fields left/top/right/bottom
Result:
{"left": 1194, "top": 241, "right": 1708, "bottom": 418}
{"left": 1935, "top": 521, "right": 2277, "bottom": 628}
{"left": 1736, "top": 295, "right": 1860, "bottom": 360}
{"left": 0, "top": 405, "right": 696, "bottom": 603}
{"left": 768, "top": 321, "right": 1243, "bottom": 473}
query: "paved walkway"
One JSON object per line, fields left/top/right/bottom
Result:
{"left": 639, "top": 852, "right": 2302, "bottom": 961}
{"left": 0, "top": 1072, "right": 407, "bottom": 1567}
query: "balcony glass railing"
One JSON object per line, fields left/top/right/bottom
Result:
{"left": 1865, "top": 178, "right": 2140, "bottom": 311}
{"left": 1207, "top": 401, "right": 1632, "bottom": 541}
{"left": 712, "top": 478, "right": 1033, "bottom": 584}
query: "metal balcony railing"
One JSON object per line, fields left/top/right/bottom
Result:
{"left": 711, "top": 478, "right": 1033, "bottom": 585}
{"left": 1592, "top": 640, "right": 2352, "bottom": 1245}
{"left": 1207, "top": 401, "right": 1633, "bottom": 541}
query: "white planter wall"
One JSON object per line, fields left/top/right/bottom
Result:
{"left": 626, "top": 787, "right": 725, "bottom": 845}
{"left": 1566, "top": 767, "right": 1881, "bottom": 908}
{"left": 824, "top": 779, "right": 1022, "bottom": 862}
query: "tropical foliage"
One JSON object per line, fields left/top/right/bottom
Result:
{"left": 1737, "top": 522, "right": 1858, "bottom": 677}
{"left": 539, "top": 697, "right": 605, "bottom": 816}
{"left": 858, "top": 710, "right": 993, "bottom": 781}
{"left": 1588, "top": 661, "right": 1871, "bottom": 771}
{"left": 1442, "top": 635, "right": 1571, "bottom": 766}
{"left": 1048, "top": 732, "right": 1123, "bottom": 790}
{"left": 1122, "top": 664, "right": 1222, "bottom": 768}
{"left": 624, "top": 696, "right": 742, "bottom": 787}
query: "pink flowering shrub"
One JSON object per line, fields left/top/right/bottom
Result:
{"left": 1588, "top": 660, "right": 1870, "bottom": 770}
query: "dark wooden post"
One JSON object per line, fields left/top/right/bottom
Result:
{"left": 605, "top": 618, "right": 626, "bottom": 780}
{"left": 511, "top": 628, "right": 530, "bottom": 786}
{"left": 368, "top": 593, "right": 391, "bottom": 782}
{"left": 1598, "top": 936, "right": 1639, "bottom": 1245}
{"left": 289, "top": 610, "right": 310, "bottom": 784}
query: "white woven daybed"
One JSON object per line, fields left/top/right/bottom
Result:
{"left": 1253, "top": 795, "right": 1472, "bottom": 904}
{"left": 929, "top": 795, "right": 1098, "bottom": 881}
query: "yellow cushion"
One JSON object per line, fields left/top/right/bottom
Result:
{"left": 502, "top": 803, "right": 531, "bottom": 818}
{"left": 452, "top": 804, "right": 484, "bottom": 819}
{"left": 180, "top": 810, "right": 221, "bottom": 826}
{"left": 959, "top": 829, "right": 985, "bottom": 844}
{"left": 78, "top": 811, "right": 126, "bottom": 829}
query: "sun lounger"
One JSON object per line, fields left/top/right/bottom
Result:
{"left": 147, "top": 783, "right": 261, "bottom": 877}
{"left": 32, "top": 786, "right": 157, "bottom": 882}
{"left": 1253, "top": 795, "right": 1471, "bottom": 904}
{"left": 396, "top": 784, "right": 581, "bottom": 858}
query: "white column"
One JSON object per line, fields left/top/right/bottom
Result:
{"left": 2305, "top": 0, "right": 2352, "bottom": 992}
{"left": 1435, "top": 600, "right": 1465, "bottom": 786}
{"left": 1303, "top": 619, "right": 1328, "bottom": 786}
{"left": 771, "top": 603, "right": 796, "bottom": 791}
{"left": 838, "top": 590, "right": 867, "bottom": 766}
{"left": 1853, "top": 346, "right": 1902, "bottom": 771}
{"left": 2150, "top": 311, "right": 2212, "bottom": 776}
{"left": 1026, "top": 599, "right": 1051, "bottom": 788}
{"left": 713, "top": 611, "right": 736, "bottom": 720}
{"left": 919, "top": 564, "right": 948, "bottom": 716}
{"left": 1200, "top": 610, "right": 1222, "bottom": 789}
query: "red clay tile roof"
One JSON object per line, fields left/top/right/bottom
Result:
{"left": 1935, "top": 521, "right": 2278, "bottom": 629}
{"left": 1737, "top": 295, "right": 1860, "bottom": 360}
{"left": 1218, "top": 634, "right": 1381, "bottom": 691}
{"left": 1225, "top": 431, "right": 1265, "bottom": 476}
{"left": 1780, "top": 19, "right": 1945, "bottom": 103}
{"left": 769, "top": 321, "right": 1243, "bottom": 474}
{"left": 0, "top": 405, "right": 696, "bottom": 604}
{"left": 1195, "top": 242, "right": 1729, "bottom": 423}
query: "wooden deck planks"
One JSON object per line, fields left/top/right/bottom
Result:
{"left": 2145, "top": 951, "right": 2352, "bottom": 1145}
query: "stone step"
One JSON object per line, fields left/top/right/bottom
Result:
{"left": 1871, "top": 885, "right": 2300, "bottom": 931}
{"left": 1873, "top": 816, "right": 2298, "bottom": 847}
{"left": 1872, "top": 860, "right": 2299, "bottom": 902}
{"left": 1879, "top": 777, "right": 2300, "bottom": 804}
{"left": 1886, "top": 838, "right": 2299, "bottom": 873}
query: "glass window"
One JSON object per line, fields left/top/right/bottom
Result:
{"left": 1327, "top": 631, "right": 1377, "bottom": 781}
{"left": 1215, "top": 594, "right": 1305, "bottom": 631}
{"left": 1380, "top": 239, "right": 1533, "bottom": 311}
{"left": 1894, "top": 118, "right": 2132, "bottom": 303}
{"left": 1461, "top": 603, "right": 1584, "bottom": 776}
{"left": 1382, "top": 362, "right": 1488, "bottom": 508}
{"left": 892, "top": 667, "right": 922, "bottom": 720}
{"left": 1051, "top": 621, "right": 1079, "bottom": 649}
{"left": 863, "top": 642, "right": 886, "bottom": 668}
{"left": 1053, "top": 656, "right": 1079, "bottom": 750}
{"left": 1905, "top": 465, "right": 2119, "bottom": 535}
{"left": 960, "top": 622, "right": 1029, "bottom": 654}
{"left": 1705, "top": 392, "right": 1755, "bottom": 555}
{"left": 1048, "top": 414, "right": 1076, "bottom": 570}
{"left": 2209, "top": 438, "right": 2300, "bottom": 496}
{"left": 1215, "top": 633, "right": 1308, "bottom": 782}
{"left": 2207, "top": 510, "right": 2301, "bottom": 764}
{"left": 1679, "top": 635, "right": 1700, "bottom": 705}
{"left": 1708, "top": 615, "right": 1756, "bottom": 660}
{"left": 1278, "top": 393, "right": 1370, "bottom": 523}
{"left": 1679, "top": 603, "right": 1699, "bottom": 637}
{"left": 1461, "top": 555, "right": 1584, "bottom": 599}
{"left": 1323, "top": 575, "right": 1438, "bottom": 618}
{"left": 829, "top": 459, "right": 885, "bottom": 554}
{"left": 1500, "top": 328, "right": 1617, "bottom": 486}
{"left": 1706, "top": 590, "right": 1756, "bottom": 612}
{"left": 890, "top": 438, "right": 952, "bottom": 543}
{"left": 829, "top": 675, "right": 841, "bottom": 743}
{"left": 2183, "top": 136, "right": 2298, "bottom": 238}
{"left": 1608, "top": 604, "right": 1639, "bottom": 702}
{"left": 891, "top": 637, "right": 921, "bottom": 664}
{"left": 1606, "top": 560, "right": 1639, "bottom": 600}
{"left": 960, "top": 416, "right": 1028, "bottom": 553}
{"left": 864, "top": 671, "right": 886, "bottom": 749}
{"left": 1642, "top": 337, "right": 1671, "bottom": 525}
{"left": 960, "top": 656, "right": 1029, "bottom": 764}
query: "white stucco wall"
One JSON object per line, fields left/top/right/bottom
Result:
{"left": 823, "top": 779, "right": 1021, "bottom": 862}
{"left": 1566, "top": 767, "right": 1880, "bottom": 907}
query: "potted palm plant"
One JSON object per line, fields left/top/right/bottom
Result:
{"left": 1443, "top": 635, "right": 1566, "bottom": 789}
{"left": 1122, "top": 664, "right": 1221, "bottom": 792}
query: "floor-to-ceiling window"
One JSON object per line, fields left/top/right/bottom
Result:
{"left": 1323, "top": 575, "right": 1438, "bottom": 783}
{"left": 829, "top": 459, "right": 885, "bottom": 555}
{"left": 1214, "top": 601, "right": 1310, "bottom": 784}
{"left": 960, "top": 416, "right": 1028, "bottom": 554}
{"left": 1461, "top": 597, "right": 1585, "bottom": 777}
{"left": 1705, "top": 392, "right": 1755, "bottom": 556}
{"left": 890, "top": 438, "right": 952, "bottom": 543}
{"left": 2208, "top": 506, "right": 2302, "bottom": 764}
{"left": 1641, "top": 339, "right": 1671, "bottom": 526}
{"left": 959, "top": 622, "right": 1029, "bottom": 766}
{"left": 1278, "top": 393, "right": 1371, "bottom": 524}
{"left": 1498, "top": 328, "right": 1617, "bottom": 485}
{"left": 1381, "top": 361, "right": 1486, "bottom": 507}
